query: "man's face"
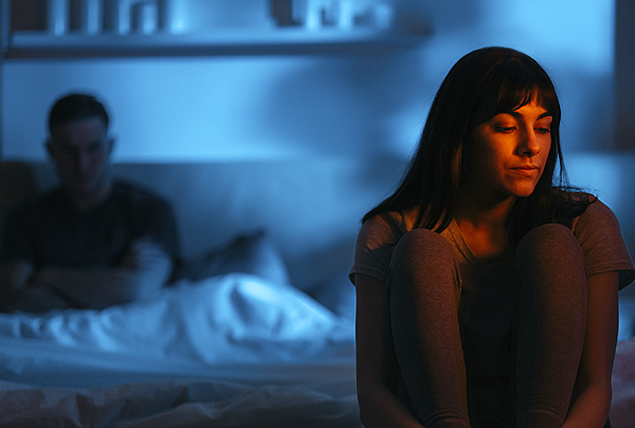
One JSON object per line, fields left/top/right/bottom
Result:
{"left": 47, "top": 117, "right": 113, "bottom": 201}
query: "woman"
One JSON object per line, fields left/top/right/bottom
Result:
{"left": 351, "top": 47, "right": 635, "bottom": 428}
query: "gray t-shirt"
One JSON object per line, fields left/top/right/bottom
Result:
{"left": 351, "top": 197, "right": 635, "bottom": 290}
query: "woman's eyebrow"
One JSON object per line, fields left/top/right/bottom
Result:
{"left": 507, "top": 110, "right": 553, "bottom": 119}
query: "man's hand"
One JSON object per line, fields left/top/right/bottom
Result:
{"left": 121, "top": 238, "right": 169, "bottom": 269}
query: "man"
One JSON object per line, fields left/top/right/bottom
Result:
{"left": 0, "top": 93, "right": 179, "bottom": 311}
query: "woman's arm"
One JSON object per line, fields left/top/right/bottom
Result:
{"left": 355, "top": 273, "right": 425, "bottom": 428}
{"left": 562, "top": 271, "right": 619, "bottom": 427}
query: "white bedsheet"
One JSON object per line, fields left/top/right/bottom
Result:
{"left": 0, "top": 274, "right": 360, "bottom": 427}
{"left": 0, "top": 273, "right": 354, "bottom": 374}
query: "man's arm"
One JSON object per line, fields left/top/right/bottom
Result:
{"left": 39, "top": 190, "right": 181, "bottom": 310}
{"left": 31, "top": 239, "right": 172, "bottom": 310}
{"left": 0, "top": 260, "right": 34, "bottom": 311}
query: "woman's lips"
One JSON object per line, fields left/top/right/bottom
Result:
{"left": 511, "top": 166, "right": 539, "bottom": 176}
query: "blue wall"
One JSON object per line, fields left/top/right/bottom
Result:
{"left": 0, "top": 0, "right": 615, "bottom": 162}
{"left": 2, "top": 0, "right": 634, "bottom": 326}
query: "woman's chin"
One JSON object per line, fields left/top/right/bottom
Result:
{"left": 509, "top": 182, "right": 540, "bottom": 198}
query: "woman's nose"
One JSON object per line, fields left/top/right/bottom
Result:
{"left": 518, "top": 128, "right": 541, "bottom": 157}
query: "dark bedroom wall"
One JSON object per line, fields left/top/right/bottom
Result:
{"left": 0, "top": 0, "right": 616, "bottom": 161}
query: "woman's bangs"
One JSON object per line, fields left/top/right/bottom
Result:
{"left": 503, "top": 83, "right": 558, "bottom": 117}
{"left": 474, "top": 62, "right": 559, "bottom": 124}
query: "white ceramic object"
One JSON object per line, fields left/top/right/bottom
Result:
{"left": 48, "top": 0, "right": 69, "bottom": 35}
{"left": 164, "top": 0, "right": 274, "bottom": 34}
{"left": 82, "top": 0, "right": 102, "bottom": 34}
{"left": 131, "top": 2, "right": 159, "bottom": 34}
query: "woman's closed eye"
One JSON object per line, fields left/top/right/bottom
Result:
{"left": 495, "top": 125, "right": 516, "bottom": 133}
{"left": 535, "top": 127, "right": 551, "bottom": 134}
{"left": 534, "top": 116, "right": 552, "bottom": 134}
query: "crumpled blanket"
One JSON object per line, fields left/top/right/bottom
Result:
{"left": 0, "top": 369, "right": 361, "bottom": 428}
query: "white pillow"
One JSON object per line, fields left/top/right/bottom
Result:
{"left": 173, "top": 229, "right": 290, "bottom": 286}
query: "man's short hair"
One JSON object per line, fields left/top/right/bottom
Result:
{"left": 48, "top": 93, "right": 109, "bottom": 135}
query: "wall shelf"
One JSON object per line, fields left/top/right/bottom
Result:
{"left": 2, "top": 26, "right": 430, "bottom": 58}
{"left": 0, "top": 0, "right": 431, "bottom": 59}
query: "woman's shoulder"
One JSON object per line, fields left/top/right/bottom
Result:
{"left": 567, "top": 192, "right": 612, "bottom": 225}
{"left": 547, "top": 189, "right": 598, "bottom": 223}
{"left": 362, "top": 207, "right": 420, "bottom": 236}
{"left": 568, "top": 191, "right": 622, "bottom": 242}
{"left": 566, "top": 193, "right": 635, "bottom": 289}
{"left": 353, "top": 207, "right": 422, "bottom": 284}
{"left": 356, "top": 208, "right": 419, "bottom": 251}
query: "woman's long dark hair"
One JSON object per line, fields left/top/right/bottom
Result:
{"left": 363, "top": 46, "right": 590, "bottom": 241}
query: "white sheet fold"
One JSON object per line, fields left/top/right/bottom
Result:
{"left": 0, "top": 274, "right": 355, "bottom": 385}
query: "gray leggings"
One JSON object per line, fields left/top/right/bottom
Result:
{"left": 387, "top": 224, "right": 589, "bottom": 428}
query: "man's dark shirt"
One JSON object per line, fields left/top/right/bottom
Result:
{"left": 0, "top": 181, "right": 179, "bottom": 271}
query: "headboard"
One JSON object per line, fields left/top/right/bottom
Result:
{"left": 3, "top": 152, "right": 635, "bottom": 298}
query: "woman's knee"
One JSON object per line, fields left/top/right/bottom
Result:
{"left": 391, "top": 229, "right": 455, "bottom": 273}
{"left": 388, "top": 229, "right": 459, "bottom": 300}
{"left": 515, "top": 223, "right": 587, "bottom": 298}
{"left": 516, "top": 223, "right": 584, "bottom": 270}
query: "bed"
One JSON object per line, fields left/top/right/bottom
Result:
{"left": 0, "top": 273, "right": 360, "bottom": 427}
{"left": 0, "top": 159, "right": 372, "bottom": 428}
{"left": 0, "top": 157, "right": 633, "bottom": 427}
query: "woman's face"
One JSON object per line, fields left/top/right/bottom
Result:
{"left": 464, "top": 100, "right": 552, "bottom": 201}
